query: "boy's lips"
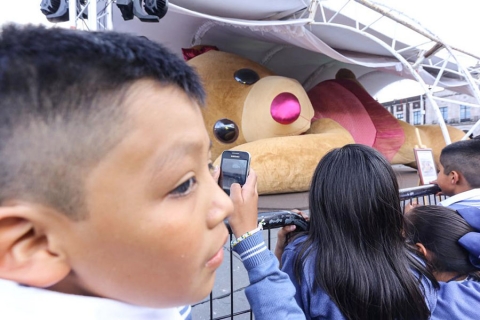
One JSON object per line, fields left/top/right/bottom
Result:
{"left": 205, "top": 234, "right": 228, "bottom": 269}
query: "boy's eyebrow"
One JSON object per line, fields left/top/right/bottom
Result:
{"left": 151, "top": 140, "right": 208, "bottom": 178}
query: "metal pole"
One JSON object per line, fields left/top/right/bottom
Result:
{"left": 106, "top": 0, "right": 114, "bottom": 30}
{"left": 69, "top": 0, "right": 77, "bottom": 29}
{"left": 88, "top": 0, "right": 98, "bottom": 31}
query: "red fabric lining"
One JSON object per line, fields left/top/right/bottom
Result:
{"left": 334, "top": 79, "right": 405, "bottom": 161}
{"left": 308, "top": 81, "right": 376, "bottom": 147}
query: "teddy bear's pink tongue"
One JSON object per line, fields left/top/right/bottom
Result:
{"left": 270, "top": 92, "right": 301, "bottom": 124}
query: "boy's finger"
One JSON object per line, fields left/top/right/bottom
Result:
{"left": 229, "top": 183, "right": 242, "bottom": 203}
{"left": 243, "top": 169, "right": 257, "bottom": 194}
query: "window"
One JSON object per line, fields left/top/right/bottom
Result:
{"left": 439, "top": 107, "right": 448, "bottom": 121}
{"left": 460, "top": 105, "right": 471, "bottom": 122}
{"left": 396, "top": 113, "right": 404, "bottom": 120}
{"left": 413, "top": 111, "right": 422, "bottom": 125}
{"left": 396, "top": 105, "right": 403, "bottom": 112}
{"left": 413, "top": 102, "right": 420, "bottom": 109}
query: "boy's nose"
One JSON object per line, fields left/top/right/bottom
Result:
{"left": 208, "top": 183, "right": 234, "bottom": 229}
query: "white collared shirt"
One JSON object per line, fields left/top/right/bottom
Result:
{"left": 440, "top": 188, "right": 480, "bottom": 208}
{"left": 0, "top": 278, "right": 187, "bottom": 320}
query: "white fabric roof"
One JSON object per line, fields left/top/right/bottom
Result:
{"left": 112, "top": 0, "right": 480, "bottom": 98}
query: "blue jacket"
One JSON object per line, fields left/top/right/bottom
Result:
{"left": 281, "top": 235, "right": 437, "bottom": 320}
{"left": 433, "top": 280, "right": 480, "bottom": 319}
{"left": 282, "top": 235, "right": 480, "bottom": 319}
{"left": 233, "top": 231, "right": 306, "bottom": 320}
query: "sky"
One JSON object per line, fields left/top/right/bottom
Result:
{"left": 2, "top": 0, "right": 479, "bottom": 102}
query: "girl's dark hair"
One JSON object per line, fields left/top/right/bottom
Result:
{"left": 405, "top": 205, "right": 478, "bottom": 276}
{"left": 294, "top": 144, "right": 437, "bottom": 320}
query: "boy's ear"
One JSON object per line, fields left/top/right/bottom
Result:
{"left": 450, "top": 170, "right": 461, "bottom": 185}
{"left": 0, "top": 204, "right": 71, "bottom": 287}
{"left": 415, "top": 242, "right": 428, "bottom": 258}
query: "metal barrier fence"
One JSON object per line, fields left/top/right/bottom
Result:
{"left": 191, "top": 184, "right": 446, "bottom": 320}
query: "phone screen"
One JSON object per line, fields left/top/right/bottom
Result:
{"left": 220, "top": 157, "right": 249, "bottom": 195}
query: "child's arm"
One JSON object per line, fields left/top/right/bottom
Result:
{"left": 229, "top": 170, "right": 306, "bottom": 320}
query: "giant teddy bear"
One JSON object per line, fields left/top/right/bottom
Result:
{"left": 185, "top": 49, "right": 465, "bottom": 194}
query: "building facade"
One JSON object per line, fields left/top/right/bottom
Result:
{"left": 382, "top": 90, "right": 480, "bottom": 137}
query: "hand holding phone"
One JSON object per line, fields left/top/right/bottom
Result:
{"left": 228, "top": 168, "right": 258, "bottom": 238}
{"left": 219, "top": 150, "right": 251, "bottom": 195}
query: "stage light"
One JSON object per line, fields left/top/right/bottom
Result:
{"left": 40, "top": 0, "right": 87, "bottom": 23}
{"left": 40, "top": 0, "right": 69, "bottom": 22}
{"left": 117, "top": 0, "right": 168, "bottom": 22}
{"left": 117, "top": 0, "right": 163, "bottom": 22}
{"left": 116, "top": 0, "right": 135, "bottom": 20}
{"left": 144, "top": 0, "right": 168, "bottom": 20}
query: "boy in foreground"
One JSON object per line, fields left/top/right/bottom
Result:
{"left": 0, "top": 25, "right": 304, "bottom": 319}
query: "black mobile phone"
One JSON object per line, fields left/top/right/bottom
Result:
{"left": 219, "top": 150, "right": 251, "bottom": 195}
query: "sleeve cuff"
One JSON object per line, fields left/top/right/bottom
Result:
{"left": 232, "top": 232, "right": 272, "bottom": 270}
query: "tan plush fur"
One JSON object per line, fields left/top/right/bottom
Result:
{"left": 392, "top": 121, "right": 465, "bottom": 167}
{"left": 214, "top": 119, "right": 354, "bottom": 194}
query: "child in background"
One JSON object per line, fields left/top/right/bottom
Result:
{"left": 408, "top": 205, "right": 480, "bottom": 320}
{"left": 435, "top": 139, "right": 480, "bottom": 208}
{"left": 0, "top": 25, "right": 304, "bottom": 320}
{"left": 405, "top": 205, "right": 480, "bottom": 282}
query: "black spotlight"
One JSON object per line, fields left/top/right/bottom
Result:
{"left": 116, "top": 0, "right": 135, "bottom": 20}
{"left": 40, "top": 0, "right": 69, "bottom": 22}
{"left": 116, "top": 0, "right": 161, "bottom": 22}
{"left": 144, "top": 0, "right": 168, "bottom": 20}
{"left": 132, "top": 0, "right": 159, "bottom": 22}
{"left": 116, "top": 0, "right": 168, "bottom": 22}
{"left": 40, "top": 0, "right": 87, "bottom": 23}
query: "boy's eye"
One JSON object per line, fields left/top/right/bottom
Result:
{"left": 170, "top": 177, "right": 196, "bottom": 196}
{"left": 208, "top": 162, "right": 215, "bottom": 176}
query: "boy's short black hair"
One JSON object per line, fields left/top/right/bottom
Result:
{"left": 440, "top": 139, "right": 480, "bottom": 188}
{"left": 0, "top": 24, "right": 205, "bottom": 218}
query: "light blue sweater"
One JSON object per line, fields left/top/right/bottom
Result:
{"left": 233, "top": 231, "right": 306, "bottom": 320}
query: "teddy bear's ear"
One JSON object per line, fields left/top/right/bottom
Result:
{"left": 182, "top": 45, "right": 219, "bottom": 61}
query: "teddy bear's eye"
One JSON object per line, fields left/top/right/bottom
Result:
{"left": 213, "top": 118, "right": 239, "bottom": 144}
{"left": 234, "top": 68, "right": 259, "bottom": 85}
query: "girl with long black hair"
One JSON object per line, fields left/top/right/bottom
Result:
{"left": 280, "top": 144, "right": 438, "bottom": 320}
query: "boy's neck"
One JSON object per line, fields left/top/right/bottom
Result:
{"left": 453, "top": 183, "right": 474, "bottom": 196}
{"left": 47, "top": 275, "right": 95, "bottom": 297}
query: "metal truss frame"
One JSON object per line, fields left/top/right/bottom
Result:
{"left": 308, "top": 0, "right": 480, "bottom": 142}
{"left": 68, "top": 0, "right": 113, "bottom": 31}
